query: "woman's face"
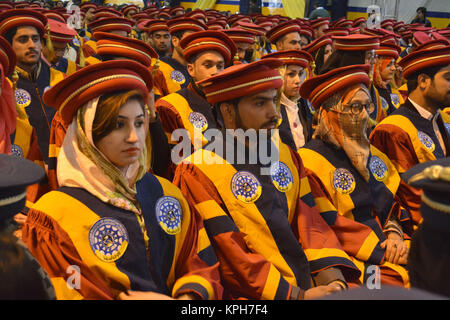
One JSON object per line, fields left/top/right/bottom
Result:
{"left": 283, "top": 64, "right": 306, "bottom": 100}
{"left": 96, "top": 99, "right": 146, "bottom": 172}
{"left": 380, "top": 59, "right": 396, "bottom": 82}
{"left": 323, "top": 44, "right": 333, "bottom": 64}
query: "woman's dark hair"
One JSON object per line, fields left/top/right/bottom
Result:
{"left": 314, "top": 45, "right": 328, "bottom": 74}
{"left": 318, "top": 50, "right": 365, "bottom": 75}
{"left": 92, "top": 90, "right": 145, "bottom": 145}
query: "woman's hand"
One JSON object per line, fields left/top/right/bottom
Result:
{"left": 380, "top": 233, "right": 408, "bottom": 265}
{"left": 117, "top": 290, "right": 174, "bottom": 300}
{"left": 304, "top": 282, "right": 344, "bottom": 300}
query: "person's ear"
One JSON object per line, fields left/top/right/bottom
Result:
{"left": 171, "top": 36, "right": 179, "bottom": 48}
{"left": 219, "top": 101, "right": 237, "bottom": 129}
{"left": 187, "top": 62, "right": 194, "bottom": 77}
{"left": 417, "top": 73, "right": 432, "bottom": 90}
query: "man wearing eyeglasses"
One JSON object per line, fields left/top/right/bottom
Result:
{"left": 298, "top": 64, "right": 411, "bottom": 288}
{"left": 42, "top": 18, "right": 80, "bottom": 76}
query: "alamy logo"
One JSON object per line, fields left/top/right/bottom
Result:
{"left": 66, "top": 2, "right": 82, "bottom": 30}
{"left": 66, "top": 265, "right": 81, "bottom": 290}
{"left": 171, "top": 128, "right": 280, "bottom": 176}
{"left": 366, "top": 265, "right": 381, "bottom": 290}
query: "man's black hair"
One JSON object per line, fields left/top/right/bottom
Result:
{"left": 4, "top": 26, "right": 44, "bottom": 45}
{"left": 407, "top": 64, "right": 448, "bottom": 93}
{"left": 417, "top": 7, "right": 427, "bottom": 16}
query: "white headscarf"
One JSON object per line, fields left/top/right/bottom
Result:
{"left": 57, "top": 97, "right": 148, "bottom": 214}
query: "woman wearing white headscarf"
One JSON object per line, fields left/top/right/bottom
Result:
{"left": 21, "top": 60, "right": 222, "bottom": 300}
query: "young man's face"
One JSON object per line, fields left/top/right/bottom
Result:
{"left": 172, "top": 30, "right": 194, "bottom": 57}
{"left": 222, "top": 88, "right": 280, "bottom": 131}
{"left": 236, "top": 42, "right": 252, "bottom": 62}
{"left": 276, "top": 32, "right": 302, "bottom": 50}
{"left": 300, "top": 35, "right": 310, "bottom": 47}
{"left": 314, "top": 24, "right": 328, "bottom": 39}
{"left": 151, "top": 30, "right": 171, "bottom": 54}
{"left": 12, "top": 26, "right": 42, "bottom": 67}
{"left": 417, "top": 10, "right": 424, "bottom": 19}
{"left": 188, "top": 50, "right": 225, "bottom": 83}
{"left": 43, "top": 40, "right": 67, "bottom": 64}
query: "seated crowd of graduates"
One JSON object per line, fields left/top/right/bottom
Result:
{"left": 0, "top": 0, "right": 450, "bottom": 300}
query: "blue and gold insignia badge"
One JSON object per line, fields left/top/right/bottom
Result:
{"left": 390, "top": 93, "right": 400, "bottom": 107}
{"left": 155, "top": 196, "right": 182, "bottom": 235}
{"left": 332, "top": 168, "right": 356, "bottom": 194}
{"left": 369, "top": 156, "right": 388, "bottom": 181}
{"left": 11, "top": 144, "right": 23, "bottom": 158}
{"left": 231, "top": 171, "right": 262, "bottom": 203}
{"left": 380, "top": 96, "right": 389, "bottom": 110}
{"left": 444, "top": 123, "right": 450, "bottom": 135}
{"left": 270, "top": 161, "right": 293, "bottom": 192}
{"left": 417, "top": 131, "right": 435, "bottom": 152}
{"left": 188, "top": 112, "right": 208, "bottom": 132}
{"left": 89, "top": 218, "right": 129, "bottom": 263}
{"left": 170, "top": 70, "right": 185, "bottom": 84}
{"left": 15, "top": 89, "right": 31, "bottom": 108}
{"left": 72, "top": 38, "right": 80, "bottom": 46}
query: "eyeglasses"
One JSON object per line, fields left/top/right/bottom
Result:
{"left": 53, "top": 45, "right": 69, "bottom": 55}
{"left": 342, "top": 102, "right": 375, "bottom": 115}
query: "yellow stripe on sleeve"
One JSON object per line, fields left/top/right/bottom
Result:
{"left": 298, "top": 148, "right": 355, "bottom": 220}
{"left": 50, "top": 277, "right": 84, "bottom": 300}
{"left": 172, "top": 275, "right": 215, "bottom": 300}
{"left": 48, "top": 143, "right": 61, "bottom": 159}
{"left": 197, "top": 227, "right": 210, "bottom": 254}
{"left": 304, "top": 248, "right": 351, "bottom": 262}
{"left": 378, "top": 115, "right": 437, "bottom": 169}
{"left": 31, "top": 191, "right": 131, "bottom": 294}
{"left": 314, "top": 196, "right": 336, "bottom": 213}
{"left": 355, "top": 231, "right": 380, "bottom": 262}
{"left": 370, "top": 145, "right": 401, "bottom": 196}
{"left": 194, "top": 200, "right": 227, "bottom": 221}
{"left": 261, "top": 264, "right": 281, "bottom": 300}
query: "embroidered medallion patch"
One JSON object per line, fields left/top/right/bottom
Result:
{"left": 332, "top": 168, "right": 356, "bottom": 194}
{"left": 15, "top": 89, "right": 31, "bottom": 108}
{"left": 417, "top": 131, "right": 435, "bottom": 152}
{"left": 11, "top": 144, "right": 23, "bottom": 157}
{"left": 89, "top": 218, "right": 129, "bottom": 262}
{"left": 170, "top": 70, "right": 185, "bottom": 84}
{"left": 231, "top": 171, "right": 262, "bottom": 203}
{"left": 390, "top": 93, "right": 400, "bottom": 107}
{"left": 155, "top": 196, "right": 182, "bottom": 235}
{"left": 270, "top": 161, "right": 293, "bottom": 192}
{"left": 188, "top": 112, "right": 208, "bottom": 132}
{"left": 369, "top": 156, "right": 388, "bottom": 181}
